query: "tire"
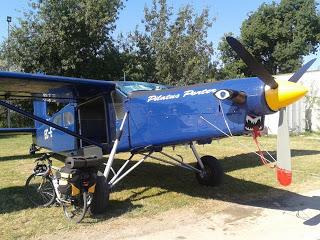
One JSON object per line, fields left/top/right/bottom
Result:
{"left": 196, "top": 155, "right": 223, "bottom": 186}
{"left": 63, "top": 191, "right": 88, "bottom": 223}
{"left": 25, "top": 173, "right": 56, "bottom": 207}
{"left": 88, "top": 175, "right": 109, "bottom": 215}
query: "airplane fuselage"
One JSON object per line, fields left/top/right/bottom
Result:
{"left": 32, "top": 77, "right": 272, "bottom": 155}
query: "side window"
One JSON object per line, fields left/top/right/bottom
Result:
{"left": 111, "top": 90, "right": 125, "bottom": 120}
{"left": 47, "top": 102, "right": 65, "bottom": 117}
{"left": 63, "top": 112, "right": 74, "bottom": 126}
{"left": 53, "top": 114, "right": 62, "bottom": 126}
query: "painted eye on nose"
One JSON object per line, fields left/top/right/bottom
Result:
{"left": 214, "top": 90, "right": 231, "bottom": 100}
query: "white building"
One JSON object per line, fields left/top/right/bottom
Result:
{"left": 265, "top": 70, "right": 320, "bottom": 135}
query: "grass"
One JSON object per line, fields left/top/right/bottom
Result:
{"left": 1, "top": 134, "right": 320, "bottom": 239}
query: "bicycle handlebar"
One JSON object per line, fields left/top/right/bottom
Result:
{"left": 35, "top": 153, "right": 52, "bottom": 163}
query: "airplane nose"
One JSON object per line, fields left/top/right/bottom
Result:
{"left": 265, "top": 80, "right": 308, "bottom": 111}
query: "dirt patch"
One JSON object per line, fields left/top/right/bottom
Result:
{"left": 35, "top": 207, "right": 210, "bottom": 240}
{"left": 222, "top": 205, "right": 262, "bottom": 224}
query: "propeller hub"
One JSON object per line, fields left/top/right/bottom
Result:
{"left": 265, "top": 80, "right": 308, "bottom": 111}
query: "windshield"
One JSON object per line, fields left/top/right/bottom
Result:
{"left": 116, "top": 81, "right": 168, "bottom": 95}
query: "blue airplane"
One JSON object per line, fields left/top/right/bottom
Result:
{"left": 0, "top": 37, "right": 316, "bottom": 213}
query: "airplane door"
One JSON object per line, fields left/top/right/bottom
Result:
{"left": 51, "top": 103, "right": 77, "bottom": 152}
{"left": 78, "top": 97, "right": 108, "bottom": 148}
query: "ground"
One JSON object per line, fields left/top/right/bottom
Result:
{"left": 40, "top": 188, "right": 320, "bottom": 240}
{"left": 0, "top": 134, "right": 320, "bottom": 239}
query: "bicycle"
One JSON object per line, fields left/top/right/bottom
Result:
{"left": 25, "top": 153, "right": 56, "bottom": 207}
{"left": 25, "top": 153, "right": 98, "bottom": 223}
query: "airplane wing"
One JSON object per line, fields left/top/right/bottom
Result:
{"left": 0, "top": 71, "right": 116, "bottom": 102}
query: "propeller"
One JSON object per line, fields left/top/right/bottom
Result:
{"left": 226, "top": 36, "right": 316, "bottom": 186}
{"left": 277, "top": 108, "right": 291, "bottom": 185}
{"left": 276, "top": 58, "right": 315, "bottom": 186}
{"left": 288, "top": 58, "right": 316, "bottom": 83}
{"left": 226, "top": 36, "right": 278, "bottom": 89}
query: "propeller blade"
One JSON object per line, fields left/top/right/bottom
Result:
{"left": 288, "top": 58, "right": 317, "bottom": 83}
{"left": 276, "top": 108, "right": 292, "bottom": 186}
{"left": 226, "top": 36, "right": 278, "bottom": 89}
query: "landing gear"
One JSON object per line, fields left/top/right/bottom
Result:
{"left": 195, "top": 155, "right": 223, "bottom": 186}
{"left": 89, "top": 175, "right": 110, "bottom": 215}
{"left": 29, "top": 144, "right": 39, "bottom": 155}
{"left": 190, "top": 143, "right": 224, "bottom": 186}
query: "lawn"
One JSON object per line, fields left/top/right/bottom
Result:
{"left": 1, "top": 134, "right": 320, "bottom": 239}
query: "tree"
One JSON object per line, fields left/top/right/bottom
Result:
{"left": 121, "top": 0, "right": 215, "bottom": 86}
{"left": 218, "top": 0, "right": 320, "bottom": 79}
{"left": 216, "top": 33, "right": 246, "bottom": 80}
{"left": 0, "top": 0, "right": 124, "bottom": 128}
{"left": 1, "top": 0, "right": 123, "bottom": 79}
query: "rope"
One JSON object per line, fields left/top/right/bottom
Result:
{"left": 200, "top": 116, "right": 274, "bottom": 163}
{"left": 252, "top": 127, "right": 275, "bottom": 168}
{"left": 219, "top": 100, "right": 233, "bottom": 136}
{"left": 219, "top": 101, "right": 276, "bottom": 166}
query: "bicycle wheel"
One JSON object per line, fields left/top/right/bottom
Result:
{"left": 62, "top": 191, "right": 88, "bottom": 223}
{"left": 25, "top": 173, "right": 56, "bottom": 207}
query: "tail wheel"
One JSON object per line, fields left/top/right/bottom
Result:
{"left": 196, "top": 155, "right": 223, "bottom": 186}
{"left": 88, "top": 175, "right": 109, "bottom": 215}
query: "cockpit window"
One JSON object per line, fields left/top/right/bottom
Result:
{"left": 116, "top": 81, "right": 168, "bottom": 95}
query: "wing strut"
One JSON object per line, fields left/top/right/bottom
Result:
{"left": 0, "top": 100, "right": 107, "bottom": 151}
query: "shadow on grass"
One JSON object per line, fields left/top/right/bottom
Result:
{"left": 0, "top": 134, "right": 24, "bottom": 139}
{"left": 223, "top": 149, "right": 320, "bottom": 172}
{"left": 108, "top": 156, "right": 320, "bottom": 216}
{"left": 86, "top": 200, "right": 143, "bottom": 223}
{"left": 0, "top": 185, "right": 35, "bottom": 214}
{"left": 0, "top": 184, "right": 144, "bottom": 222}
{"left": 0, "top": 152, "right": 66, "bottom": 162}
{"left": 0, "top": 153, "right": 43, "bottom": 162}
{"left": 1, "top": 149, "right": 320, "bottom": 222}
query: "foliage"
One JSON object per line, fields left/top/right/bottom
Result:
{"left": 120, "top": 0, "right": 215, "bottom": 86}
{"left": 0, "top": 0, "right": 124, "bottom": 127}
{"left": 0, "top": 0, "right": 123, "bottom": 79}
{"left": 218, "top": 0, "right": 320, "bottom": 79}
{"left": 216, "top": 33, "right": 246, "bottom": 80}
{"left": 0, "top": 101, "right": 33, "bottom": 128}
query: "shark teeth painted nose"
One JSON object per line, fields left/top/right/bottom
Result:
{"left": 265, "top": 80, "right": 308, "bottom": 111}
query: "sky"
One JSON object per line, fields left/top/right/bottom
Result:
{"left": 0, "top": 0, "right": 319, "bottom": 70}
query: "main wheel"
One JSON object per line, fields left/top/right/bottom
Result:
{"left": 25, "top": 173, "right": 56, "bottom": 207}
{"left": 196, "top": 155, "right": 223, "bottom": 186}
{"left": 88, "top": 175, "right": 109, "bottom": 215}
{"left": 63, "top": 191, "right": 88, "bottom": 223}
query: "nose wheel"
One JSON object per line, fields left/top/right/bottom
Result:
{"left": 196, "top": 155, "right": 223, "bottom": 186}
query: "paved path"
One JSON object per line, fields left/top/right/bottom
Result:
{"left": 127, "top": 189, "right": 320, "bottom": 240}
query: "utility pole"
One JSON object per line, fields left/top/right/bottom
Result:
{"left": 7, "top": 16, "right": 11, "bottom": 39}
{"left": 6, "top": 16, "right": 12, "bottom": 128}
